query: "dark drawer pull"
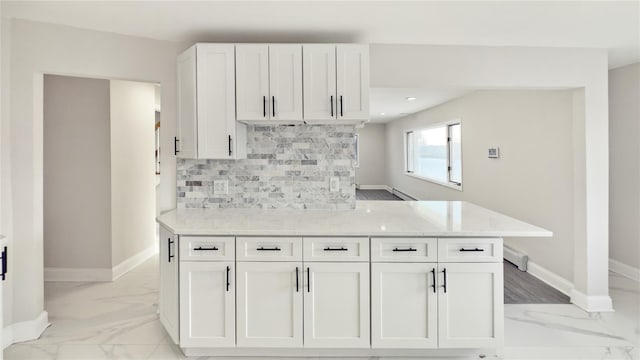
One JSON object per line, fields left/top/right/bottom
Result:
{"left": 393, "top": 247, "right": 417, "bottom": 252}
{"left": 257, "top": 247, "right": 281, "bottom": 251}
{"left": 324, "top": 247, "right": 348, "bottom": 251}
{"left": 193, "top": 246, "right": 219, "bottom": 251}
{"left": 459, "top": 247, "right": 485, "bottom": 252}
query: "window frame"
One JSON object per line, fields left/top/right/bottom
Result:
{"left": 403, "top": 119, "right": 463, "bottom": 191}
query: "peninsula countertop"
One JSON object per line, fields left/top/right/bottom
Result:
{"left": 157, "top": 201, "right": 552, "bottom": 238}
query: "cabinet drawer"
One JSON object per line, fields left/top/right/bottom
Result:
{"left": 236, "top": 237, "right": 302, "bottom": 261}
{"left": 180, "top": 236, "right": 235, "bottom": 261}
{"left": 303, "top": 237, "right": 369, "bottom": 262}
{"left": 437, "top": 238, "right": 502, "bottom": 263}
{"left": 371, "top": 238, "right": 437, "bottom": 262}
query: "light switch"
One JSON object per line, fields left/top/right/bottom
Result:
{"left": 488, "top": 147, "right": 500, "bottom": 159}
{"left": 329, "top": 177, "right": 340, "bottom": 192}
{"left": 214, "top": 180, "right": 229, "bottom": 195}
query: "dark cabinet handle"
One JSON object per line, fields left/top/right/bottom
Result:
{"left": 263, "top": 96, "right": 267, "bottom": 117}
{"left": 323, "top": 247, "right": 348, "bottom": 251}
{"left": 226, "top": 266, "right": 230, "bottom": 292}
{"left": 459, "top": 248, "right": 485, "bottom": 252}
{"left": 442, "top": 268, "right": 447, "bottom": 293}
{"left": 174, "top": 137, "right": 180, "bottom": 155}
{"left": 257, "top": 246, "right": 281, "bottom": 251}
{"left": 272, "top": 96, "right": 275, "bottom": 117}
{"left": 340, "top": 95, "right": 343, "bottom": 117}
{"left": 193, "top": 246, "right": 218, "bottom": 251}
{"left": 430, "top": 268, "right": 436, "bottom": 293}
{"left": 296, "top": 267, "right": 299, "bottom": 292}
{"left": 228, "top": 135, "right": 232, "bottom": 156}
{"left": 167, "top": 238, "right": 174, "bottom": 263}
{"left": 393, "top": 247, "right": 417, "bottom": 252}
{"left": 307, "top": 267, "right": 311, "bottom": 293}
{"left": 1, "top": 246, "right": 7, "bottom": 281}
{"left": 330, "top": 95, "right": 334, "bottom": 117}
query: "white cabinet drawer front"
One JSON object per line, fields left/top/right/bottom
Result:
{"left": 180, "top": 236, "right": 235, "bottom": 261}
{"left": 236, "top": 237, "right": 302, "bottom": 261}
{"left": 303, "top": 237, "right": 369, "bottom": 262}
{"left": 437, "top": 238, "right": 502, "bottom": 263}
{"left": 371, "top": 238, "right": 437, "bottom": 262}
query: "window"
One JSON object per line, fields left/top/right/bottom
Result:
{"left": 405, "top": 121, "right": 462, "bottom": 188}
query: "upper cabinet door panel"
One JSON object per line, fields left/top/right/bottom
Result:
{"left": 177, "top": 46, "right": 198, "bottom": 158}
{"left": 196, "top": 44, "right": 236, "bottom": 159}
{"left": 236, "top": 45, "right": 270, "bottom": 121}
{"left": 269, "top": 45, "right": 303, "bottom": 121}
{"left": 303, "top": 45, "right": 337, "bottom": 121}
{"left": 336, "top": 44, "right": 369, "bottom": 121}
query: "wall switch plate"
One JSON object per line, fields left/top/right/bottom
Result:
{"left": 488, "top": 147, "right": 500, "bottom": 159}
{"left": 214, "top": 180, "right": 229, "bottom": 195}
{"left": 329, "top": 177, "right": 340, "bottom": 192}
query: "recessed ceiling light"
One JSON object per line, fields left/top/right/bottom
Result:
{"left": 406, "top": 97, "right": 417, "bottom": 101}
{"left": 380, "top": 112, "right": 386, "bottom": 115}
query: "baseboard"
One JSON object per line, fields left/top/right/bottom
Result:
{"left": 2, "top": 311, "right": 50, "bottom": 349}
{"left": 526, "top": 260, "right": 574, "bottom": 297}
{"left": 609, "top": 258, "right": 640, "bottom": 282}
{"left": 112, "top": 245, "right": 157, "bottom": 281}
{"left": 570, "top": 289, "right": 614, "bottom": 312}
{"left": 45, "top": 245, "right": 157, "bottom": 282}
{"left": 358, "top": 185, "right": 392, "bottom": 191}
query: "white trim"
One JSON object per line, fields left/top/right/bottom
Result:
{"left": 44, "top": 245, "right": 157, "bottom": 282}
{"left": 609, "top": 258, "right": 640, "bottom": 282}
{"left": 526, "top": 260, "right": 574, "bottom": 297}
{"left": 569, "top": 289, "right": 614, "bottom": 312}
{"left": 112, "top": 245, "right": 157, "bottom": 281}
{"left": 2, "top": 311, "right": 50, "bottom": 349}
{"left": 358, "top": 185, "right": 392, "bottom": 191}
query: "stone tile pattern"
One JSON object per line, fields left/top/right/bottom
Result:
{"left": 177, "top": 124, "right": 356, "bottom": 209}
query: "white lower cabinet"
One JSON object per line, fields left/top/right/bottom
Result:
{"left": 371, "top": 263, "right": 438, "bottom": 349}
{"left": 303, "top": 262, "right": 370, "bottom": 348}
{"left": 179, "top": 261, "right": 235, "bottom": 348}
{"left": 159, "top": 226, "right": 179, "bottom": 344}
{"left": 236, "top": 262, "right": 303, "bottom": 347}
{"left": 437, "top": 262, "right": 504, "bottom": 348}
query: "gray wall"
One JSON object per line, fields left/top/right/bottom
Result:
{"left": 386, "top": 90, "right": 576, "bottom": 281}
{"left": 44, "top": 75, "right": 112, "bottom": 269}
{"left": 355, "top": 123, "right": 387, "bottom": 186}
{"left": 609, "top": 63, "right": 640, "bottom": 270}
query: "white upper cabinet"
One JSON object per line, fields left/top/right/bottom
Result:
{"left": 336, "top": 44, "right": 370, "bottom": 121}
{"left": 269, "top": 45, "right": 303, "bottom": 121}
{"left": 303, "top": 45, "right": 337, "bottom": 121}
{"left": 177, "top": 44, "right": 246, "bottom": 159}
{"left": 235, "top": 45, "right": 270, "bottom": 121}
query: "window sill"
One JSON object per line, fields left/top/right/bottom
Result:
{"left": 404, "top": 172, "right": 463, "bottom": 192}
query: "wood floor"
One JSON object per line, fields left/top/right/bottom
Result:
{"left": 355, "top": 189, "right": 571, "bottom": 304}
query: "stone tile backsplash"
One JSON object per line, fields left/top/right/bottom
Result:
{"left": 177, "top": 124, "right": 356, "bottom": 209}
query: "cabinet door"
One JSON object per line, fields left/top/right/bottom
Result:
{"left": 302, "top": 44, "right": 337, "bottom": 121}
{"left": 196, "top": 44, "right": 237, "bottom": 159}
{"left": 269, "top": 45, "right": 303, "bottom": 121}
{"left": 159, "top": 226, "right": 179, "bottom": 344}
{"left": 437, "top": 263, "right": 503, "bottom": 348}
{"left": 371, "top": 263, "right": 437, "bottom": 349}
{"left": 180, "top": 261, "right": 235, "bottom": 348}
{"left": 336, "top": 44, "right": 369, "bottom": 121}
{"left": 303, "top": 262, "right": 370, "bottom": 348}
{"left": 177, "top": 46, "right": 198, "bottom": 158}
{"left": 237, "top": 262, "right": 303, "bottom": 348}
{"left": 236, "top": 44, "right": 270, "bottom": 121}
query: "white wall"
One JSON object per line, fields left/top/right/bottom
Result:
{"left": 355, "top": 123, "right": 386, "bottom": 186}
{"left": 109, "top": 80, "right": 156, "bottom": 267}
{"left": 387, "top": 90, "right": 576, "bottom": 282}
{"left": 43, "top": 75, "right": 112, "bottom": 269}
{"left": 1, "top": 18, "right": 179, "bottom": 332}
{"left": 609, "top": 63, "right": 640, "bottom": 272}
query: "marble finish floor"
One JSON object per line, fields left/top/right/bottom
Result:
{"left": 4, "top": 255, "right": 639, "bottom": 359}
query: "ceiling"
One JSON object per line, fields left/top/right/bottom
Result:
{"left": 369, "top": 88, "right": 472, "bottom": 123}
{"left": 2, "top": 1, "right": 639, "bottom": 69}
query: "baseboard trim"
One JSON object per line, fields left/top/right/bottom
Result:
{"left": 526, "top": 260, "right": 574, "bottom": 297}
{"left": 358, "top": 185, "right": 392, "bottom": 191}
{"left": 609, "top": 258, "right": 640, "bottom": 282}
{"left": 112, "top": 245, "right": 157, "bottom": 281}
{"left": 570, "top": 289, "right": 614, "bottom": 312}
{"left": 2, "top": 311, "right": 50, "bottom": 349}
{"left": 45, "top": 245, "right": 157, "bottom": 282}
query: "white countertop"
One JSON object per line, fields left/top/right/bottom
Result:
{"left": 157, "top": 201, "right": 552, "bottom": 237}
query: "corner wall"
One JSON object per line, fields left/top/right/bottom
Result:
{"left": 355, "top": 123, "right": 387, "bottom": 187}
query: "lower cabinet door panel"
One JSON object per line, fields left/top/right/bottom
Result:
{"left": 371, "top": 263, "right": 438, "bottom": 348}
{"left": 159, "top": 227, "right": 179, "bottom": 344}
{"left": 437, "top": 262, "right": 504, "bottom": 348}
{"left": 236, "top": 262, "right": 303, "bottom": 347}
{"left": 180, "top": 261, "right": 235, "bottom": 348}
{"left": 303, "top": 262, "right": 370, "bottom": 348}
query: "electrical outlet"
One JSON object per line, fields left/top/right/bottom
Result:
{"left": 214, "top": 180, "right": 228, "bottom": 195}
{"left": 488, "top": 147, "right": 500, "bottom": 159}
{"left": 329, "top": 177, "right": 340, "bottom": 192}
